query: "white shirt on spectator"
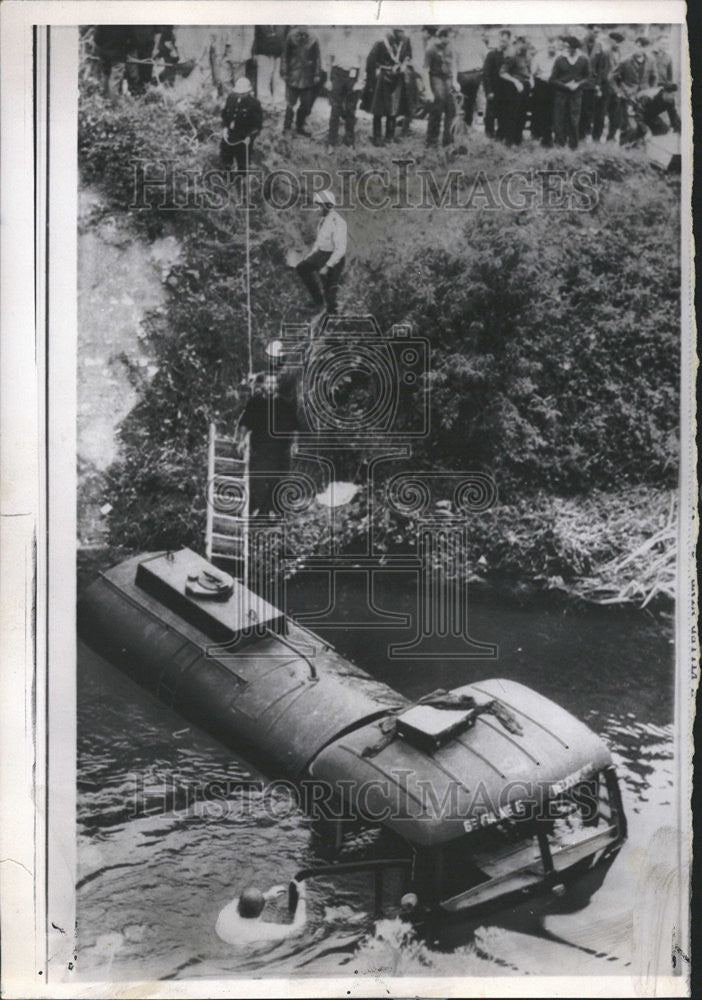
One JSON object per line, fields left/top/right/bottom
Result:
{"left": 329, "top": 31, "right": 367, "bottom": 74}
{"left": 311, "top": 211, "right": 348, "bottom": 268}
{"left": 453, "top": 30, "right": 489, "bottom": 73}
{"left": 533, "top": 50, "right": 557, "bottom": 79}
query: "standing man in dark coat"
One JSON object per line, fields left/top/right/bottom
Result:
{"left": 281, "top": 26, "right": 322, "bottom": 136}
{"left": 589, "top": 28, "right": 612, "bottom": 142}
{"left": 123, "top": 26, "right": 178, "bottom": 94}
{"left": 482, "top": 28, "right": 511, "bottom": 138}
{"left": 603, "top": 32, "right": 625, "bottom": 141}
{"left": 236, "top": 373, "right": 299, "bottom": 516}
{"left": 499, "top": 35, "right": 532, "bottom": 145}
{"left": 610, "top": 36, "right": 657, "bottom": 100}
{"left": 124, "top": 26, "right": 159, "bottom": 94}
{"left": 364, "top": 28, "right": 413, "bottom": 145}
{"left": 424, "top": 27, "right": 457, "bottom": 148}
{"left": 253, "top": 25, "right": 287, "bottom": 104}
{"left": 579, "top": 24, "right": 603, "bottom": 140}
{"left": 92, "top": 25, "right": 131, "bottom": 96}
{"left": 530, "top": 37, "right": 557, "bottom": 144}
{"left": 651, "top": 33, "right": 681, "bottom": 132}
{"left": 610, "top": 36, "right": 657, "bottom": 144}
{"left": 220, "top": 77, "right": 263, "bottom": 172}
{"left": 550, "top": 36, "right": 590, "bottom": 149}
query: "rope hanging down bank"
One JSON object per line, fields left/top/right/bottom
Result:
{"left": 244, "top": 158, "right": 253, "bottom": 378}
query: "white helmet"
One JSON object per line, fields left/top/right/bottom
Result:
{"left": 313, "top": 190, "right": 336, "bottom": 207}
{"left": 233, "top": 77, "right": 253, "bottom": 95}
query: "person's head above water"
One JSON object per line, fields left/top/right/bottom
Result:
{"left": 237, "top": 886, "right": 266, "bottom": 919}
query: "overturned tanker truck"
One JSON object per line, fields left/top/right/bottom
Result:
{"left": 79, "top": 547, "right": 627, "bottom": 915}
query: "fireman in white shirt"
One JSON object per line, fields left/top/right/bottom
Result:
{"left": 296, "top": 190, "right": 347, "bottom": 315}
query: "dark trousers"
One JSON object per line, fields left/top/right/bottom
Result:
{"left": 606, "top": 93, "right": 623, "bottom": 139}
{"left": 426, "top": 76, "right": 456, "bottom": 146}
{"left": 579, "top": 86, "right": 596, "bottom": 139}
{"left": 619, "top": 99, "right": 646, "bottom": 144}
{"left": 372, "top": 115, "right": 396, "bottom": 142}
{"left": 620, "top": 92, "right": 676, "bottom": 144}
{"left": 400, "top": 70, "right": 419, "bottom": 135}
{"left": 553, "top": 88, "right": 583, "bottom": 149}
{"left": 296, "top": 249, "right": 345, "bottom": 313}
{"left": 457, "top": 69, "right": 481, "bottom": 125}
{"left": 249, "top": 453, "right": 291, "bottom": 515}
{"left": 125, "top": 43, "right": 156, "bottom": 94}
{"left": 93, "top": 44, "right": 124, "bottom": 95}
{"left": 284, "top": 84, "right": 315, "bottom": 131}
{"left": 220, "top": 137, "right": 252, "bottom": 171}
{"left": 501, "top": 80, "right": 531, "bottom": 145}
{"left": 484, "top": 92, "right": 500, "bottom": 137}
{"left": 485, "top": 79, "right": 508, "bottom": 138}
{"left": 530, "top": 78, "right": 554, "bottom": 144}
{"left": 644, "top": 90, "right": 681, "bottom": 132}
{"left": 591, "top": 91, "right": 608, "bottom": 141}
{"left": 328, "top": 66, "right": 359, "bottom": 145}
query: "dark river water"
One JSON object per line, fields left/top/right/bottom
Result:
{"left": 76, "top": 572, "right": 675, "bottom": 981}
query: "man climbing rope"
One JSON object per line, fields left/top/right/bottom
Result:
{"left": 220, "top": 76, "right": 263, "bottom": 172}
{"left": 295, "top": 190, "right": 347, "bottom": 318}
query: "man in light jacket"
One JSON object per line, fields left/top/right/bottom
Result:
{"left": 295, "top": 190, "right": 347, "bottom": 316}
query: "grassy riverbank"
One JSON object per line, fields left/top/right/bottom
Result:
{"left": 77, "top": 87, "right": 680, "bottom": 609}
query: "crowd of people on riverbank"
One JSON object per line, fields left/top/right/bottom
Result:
{"left": 87, "top": 23, "right": 681, "bottom": 155}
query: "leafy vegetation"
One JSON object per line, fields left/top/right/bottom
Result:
{"left": 78, "top": 88, "right": 680, "bottom": 605}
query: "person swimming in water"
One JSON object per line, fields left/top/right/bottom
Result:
{"left": 215, "top": 879, "right": 307, "bottom": 946}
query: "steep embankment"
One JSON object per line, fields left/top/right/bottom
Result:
{"left": 77, "top": 89, "right": 680, "bottom": 607}
{"left": 78, "top": 188, "right": 180, "bottom": 545}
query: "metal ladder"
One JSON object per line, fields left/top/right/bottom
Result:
{"left": 205, "top": 422, "right": 250, "bottom": 582}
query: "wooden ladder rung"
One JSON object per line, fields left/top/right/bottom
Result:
{"left": 211, "top": 540, "right": 246, "bottom": 557}
{"left": 214, "top": 438, "right": 242, "bottom": 458}
{"left": 211, "top": 553, "right": 245, "bottom": 566}
{"left": 211, "top": 548, "right": 245, "bottom": 558}
{"left": 212, "top": 522, "right": 246, "bottom": 538}
{"left": 207, "top": 422, "right": 250, "bottom": 582}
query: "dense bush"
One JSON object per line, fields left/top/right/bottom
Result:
{"left": 78, "top": 89, "right": 680, "bottom": 586}
{"left": 362, "top": 191, "right": 680, "bottom": 493}
{"left": 79, "top": 92, "right": 218, "bottom": 224}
